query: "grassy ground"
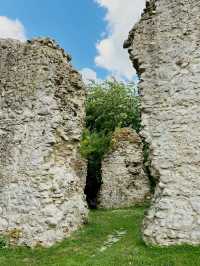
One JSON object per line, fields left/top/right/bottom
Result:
{"left": 0, "top": 205, "right": 200, "bottom": 266}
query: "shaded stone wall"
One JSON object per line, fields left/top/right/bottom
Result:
{"left": 125, "top": 0, "right": 200, "bottom": 245}
{"left": 98, "top": 128, "right": 150, "bottom": 209}
{"left": 0, "top": 38, "right": 88, "bottom": 247}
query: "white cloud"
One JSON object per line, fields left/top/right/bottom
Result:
{"left": 95, "top": 0, "right": 146, "bottom": 81}
{"left": 80, "top": 68, "right": 101, "bottom": 84}
{"left": 0, "top": 16, "right": 26, "bottom": 41}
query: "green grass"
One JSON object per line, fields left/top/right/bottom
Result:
{"left": 0, "top": 205, "right": 200, "bottom": 266}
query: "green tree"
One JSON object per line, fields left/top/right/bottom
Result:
{"left": 85, "top": 80, "right": 140, "bottom": 134}
{"left": 81, "top": 80, "right": 140, "bottom": 208}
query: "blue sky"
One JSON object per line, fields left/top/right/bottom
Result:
{"left": 0, "top": 0, "right": 145, "bottom": 82}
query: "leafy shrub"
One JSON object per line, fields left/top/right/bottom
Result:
{"left": 85, "top": 80, "right": 140, "bottom": 135}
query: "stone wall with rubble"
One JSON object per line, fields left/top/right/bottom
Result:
{"left": 98, "top": 128, "right": 150, "bottom": 209}
{"left": 0, "top": 38, "right": 88, "bottom": 247}
{"left": 124, "top": 0, "right": 200, "bottom": 245}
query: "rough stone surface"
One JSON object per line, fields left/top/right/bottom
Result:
{"left": 98, "top": 128, "right": 150, "bottom": 209}
{"left": 125, "top": 0, "right": 200, "bottom": 245}
{"left": 0, "top": 38, "right": 88, "bottom": 247}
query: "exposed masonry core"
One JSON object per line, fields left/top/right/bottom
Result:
{"left": 125, "top": 0, "right": 200, "bottom": 245}
{"left": 98, "top": 128, "right": 150, "bottom": 209}
{"left": 0, "top": 38, "right": 88, "bottom": 247}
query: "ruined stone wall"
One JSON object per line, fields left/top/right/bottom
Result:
{"left": 0, "top": 38, "right": 88, "bottom": 247}
{"left": 98, "top": 128, "right": 150, "bottom": 209}
{"left": 125, "top": 0, "right": 200, "bottom": 245}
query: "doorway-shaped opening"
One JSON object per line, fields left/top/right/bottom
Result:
{"left": 81, "top": 80, "right": 141, "bottom": 209}
{"left": 84, "top": 158, "right": 102, "bottom": 209}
